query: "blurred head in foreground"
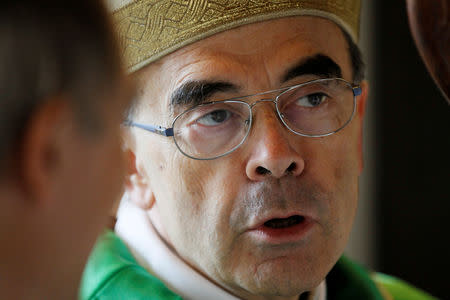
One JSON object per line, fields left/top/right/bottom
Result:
{"left": 0, "top": 0, "right": 131, "bottom": 298}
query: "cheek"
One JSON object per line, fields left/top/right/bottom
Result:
{"left": 329, "top": 133, "right": 360, "bottom": 231}
{"left": 167, "top": 157, "right": 238, "bottom": 235}
{"left": 152, "top": 152, "right": 244, "bottom": 265}
{"left": 62, "top": 128, "right": 125, "bottom": 246}
{"left": 141, "top": 143, "right": 214, "bottom": 232}
{"left": 86, "top": 107, "right": 130, "bottom": 207}
{"left": 92, "top": 131, "right": 126, "bottom": 209}
{"left": 303, "top": 128, "right": 360, "bottom": 223}
{"left": 303, "top": 138, "right": 358, "bottom": 191}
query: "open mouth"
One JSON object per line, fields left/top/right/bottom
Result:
{"left": 263, "top": 215, "right": 305, "bottom": 229}
{"left": 249, "top": 214, "right": 313, "bottom": 244}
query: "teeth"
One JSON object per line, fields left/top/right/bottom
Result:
{"left": 264, "top": 215, "right": 304, "bottom": 229}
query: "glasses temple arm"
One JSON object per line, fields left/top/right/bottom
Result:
{"left": 124, "top": 121, "right": 174, "bottom": 137}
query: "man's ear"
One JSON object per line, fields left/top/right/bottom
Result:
{"left": 19, "top": 97, "right": 71, "bottom": 203}
{"left": 122, "top": 131, "right": 155, "bottom": 210}
{"left": 357, "top": 80, "right": 369, "bottom": 174}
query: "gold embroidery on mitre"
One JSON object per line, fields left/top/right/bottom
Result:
{"left": 112, "top": 0, "right": 361, "bottom": 72}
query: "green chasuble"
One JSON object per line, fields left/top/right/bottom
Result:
{"left": 80, "top": 231, "right": 437, "bottom": 300}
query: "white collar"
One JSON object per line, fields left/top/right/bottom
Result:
{"left": 116, "top": 199, "right": 326, "bottom": 300}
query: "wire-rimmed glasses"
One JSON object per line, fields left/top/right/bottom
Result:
{"left": 126, "top": 78, "right": 362, "bottom": 160}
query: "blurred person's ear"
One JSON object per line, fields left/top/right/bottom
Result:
{"left": 20, "top": 97, "right": 73, "bottom": 203}
{"left": 357, "top": 80, "right": 369, "bottom": 174}
{"left": 122, "top": 129, "right": 155, "bottom": 210}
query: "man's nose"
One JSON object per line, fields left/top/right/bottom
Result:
{"left": 245, "top": 105, "right": 305, "bottom": 181}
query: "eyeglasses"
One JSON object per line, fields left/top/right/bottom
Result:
{"left": 126, "top": 78, "right": 362, "bottom": 160}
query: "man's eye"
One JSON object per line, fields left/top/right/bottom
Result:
{"left": 296, "top": 93, "right": 327, "bottom": 107}
{"left": 196, "top": 109, "right": 232, "bottom": 126}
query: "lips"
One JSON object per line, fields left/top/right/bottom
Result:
{"left": 247, "top": 214, "right": 314, "bottom": 244}
{"left": 264, "top": 215, "right": 305, "bottom": 229}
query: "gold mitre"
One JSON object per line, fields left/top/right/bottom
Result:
{"left": 108, "top": 0, "right": 361, "bottom": 72}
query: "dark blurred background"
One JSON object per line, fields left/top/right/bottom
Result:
{"left": 376, "top": 1, "right": 449, "bottom": 299}
{"left": 347, "top": 1, "right": 449, "bottom": 299}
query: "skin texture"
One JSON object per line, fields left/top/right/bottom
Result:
{"left": 126, "top": 16, "right": 368, "bottom": 300}
{"left": 0, "top": 86, "right": 132, "bottom": 299}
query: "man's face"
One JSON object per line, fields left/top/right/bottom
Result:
{"left": 128, "top": 16, "right": 367, "bottom": 299}
{"left": 52, "top": 85, "right": 133, "bottom": 263}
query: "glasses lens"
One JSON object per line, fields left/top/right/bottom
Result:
{"left": 277, "top": 79, "right": 355, "bottom": 136}
{"left": 172, "top": 101, "right": 251, "bottom": 159}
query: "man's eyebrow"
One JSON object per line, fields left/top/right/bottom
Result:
{"left": 170, "top": 81, "right": 238, "bottom": 107}
{"left": 282, "top": 54, "right": 342, "bottom": 83}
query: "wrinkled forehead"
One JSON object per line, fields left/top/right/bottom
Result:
{"left": 133, "top": 16, "right": 351, "bottom": 117}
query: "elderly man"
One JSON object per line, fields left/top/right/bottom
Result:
{"left": 0, "top": 0, "right": 131, "bottom": 298}
{"left": 81, "top": 1, "right": 435, "bottom": 299}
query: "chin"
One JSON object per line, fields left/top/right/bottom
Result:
{"left": 234, "top": 255, "right": 328, "bottom": 298}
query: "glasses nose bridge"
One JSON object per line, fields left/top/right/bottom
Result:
{"left": 247, "top": 97, "right": 286, "bottom": 134}
{"left": 249, "top": 97, "right": 277, "bottom": 110}
{"left": 246, "top": 87, "right": 283, "bottom": 109}
{"left": 245, "top": 85, "right": 288, "bottom": 125}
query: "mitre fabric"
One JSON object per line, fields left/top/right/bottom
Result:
{"left": 107, "top": 0, "right": 361, "bottom": 72}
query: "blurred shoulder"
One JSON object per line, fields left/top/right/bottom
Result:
{"left": 373, "top": 272, "right": 438, "bottom": 300}
{"left": 328, "top": 256, "right": 438, "bottom": 300}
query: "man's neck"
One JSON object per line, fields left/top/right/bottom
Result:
{"left": 0, "top": 188, "right": 80, "bottom": 300}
